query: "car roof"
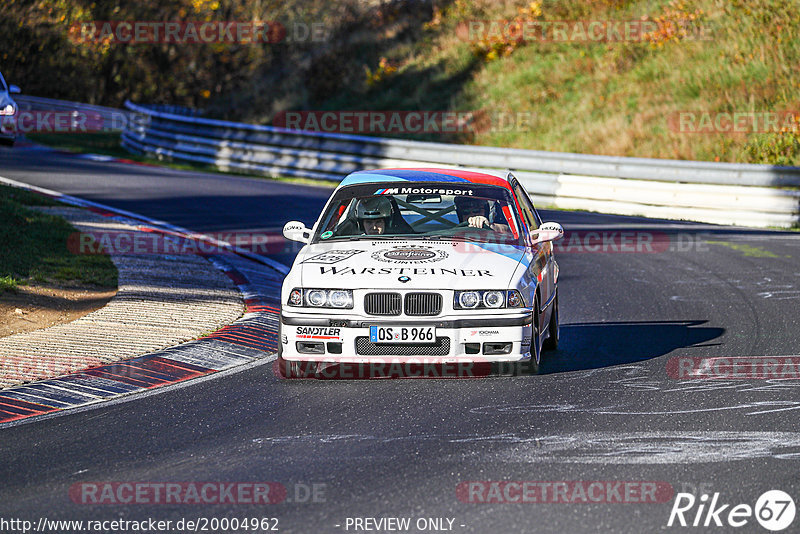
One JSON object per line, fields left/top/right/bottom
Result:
{"left": 337, "top": 167, "right": 514, "bottom": 190}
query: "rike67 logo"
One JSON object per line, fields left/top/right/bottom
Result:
{"left": 668, "top": 490, "right": 795, "bottom": 531}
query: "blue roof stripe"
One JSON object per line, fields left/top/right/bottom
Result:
{"left": 341, "top": 169, "right": 471, "bottom": 186}
{"left": 338, "top": 173, "right": 408, "bottom": 186}
{"left": 364, "top": 169, "right": 471, "bottom": 182}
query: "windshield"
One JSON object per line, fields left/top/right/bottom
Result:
{"left": 0, "top": 72, "right": 7, "bottom": 92}
{"left": 313, "top": 182, "right": 525, "bottom": 245}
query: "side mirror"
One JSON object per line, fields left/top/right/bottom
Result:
{"left": 283, "top": 221, "right": 311, "bottom": 243}
{"left": 8, "top": 85, "right": 20, "bottom": 94}
{"left": 533, "top": 222, "right": 564, "bottom": 244}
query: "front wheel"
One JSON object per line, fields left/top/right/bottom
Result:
{"left": 523, "top": 303, "right": 541, "bottom": 375}
{"left": 543, "top": 291, "right": 559, "bottom": 351}
{"left": 276, "top": 355, "right": 315, "bottom": 378}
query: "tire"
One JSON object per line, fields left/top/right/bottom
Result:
{"left": 543, "top": 291, "right": 559, "bottom": 351}
{"left": 277, "top": 355, "right": 315, "bottom": 378}
{"left": 524, "top": 301, "right": 541, "bottom": 375}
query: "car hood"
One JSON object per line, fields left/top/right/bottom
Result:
{"left": 295, "top": 239, "right": 527, "bottom": 290}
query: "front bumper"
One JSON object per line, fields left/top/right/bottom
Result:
{"left": 279, "top": 311, "right": 534, "bottom": 363}
{"left": 0, "top": 116, "right": 17, "bottom": 140}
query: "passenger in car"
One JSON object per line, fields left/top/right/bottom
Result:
{"left": 453, "top": 196, "right": 510, "bottom": 233}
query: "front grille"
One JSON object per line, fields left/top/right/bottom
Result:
{"left": 355, "top": 337, "right": 451, "bottom": 356}
{"left": 404, "top": 292, "right": 442, "bottom": 316}
{"left": 364, "top": 293, "right": 402, "bottom": 316}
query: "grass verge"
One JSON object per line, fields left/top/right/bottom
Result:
{"left": 0, "top": 184, "right": 118, "bottom": 292}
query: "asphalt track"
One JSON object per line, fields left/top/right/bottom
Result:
{"left": 2, "top": 144, "right": 800, "bottom": 533}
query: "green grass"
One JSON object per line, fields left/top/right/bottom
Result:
{"left": 450, "top": 0, "right": 800, "bottom": 163}
{"left": 0, "top": 275, "right": 17, "bottom": 292}
{"left": 227, "top": 0, "right": 800, "bottom": 165}
{"left": 26, "top": 132, "right": 133, "bottom": 160}
{"left": 706, "top": 240, "right": 781, "bottom": 258}
{"left": 0, "top": 186, "right": 118, "bottom": 292}
{"left": 0, "top": 184, "right": 61, "bottom": 207}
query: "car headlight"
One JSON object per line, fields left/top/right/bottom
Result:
{"left": 287, "top": 288, "right": 353, "bottom": 309}
{"left": 458, "top": 291, "right": 480, "bottom": 309}
{"left": 328, "top": 290, "right": 352, "bottom": 308}
{"left": 307, "top": 289, "right": 327, "bottom": 307}
{"left": 483, "top": 290, "right": 504, "bottom": 308}
{"left": 454, "top": 290, "right": 525, "bottom": 309}
{"left": 0, "top": 104, "right": 15, "bottom": 116}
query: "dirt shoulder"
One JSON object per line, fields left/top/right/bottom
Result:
{"left": 0, "top": 202, "right": 244, "bottom": 389}
{"left": 1, "top": 183, "right": 118, "bottom": 338}
{"left": 0, "top": 284, "right": 116, "bottom": 338}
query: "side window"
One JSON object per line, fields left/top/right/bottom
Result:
{"left": 512, "top": 182, "right": 538, "bottom": 233}
{"left": 532, "top": 206, "right": 544, "bottom": 228}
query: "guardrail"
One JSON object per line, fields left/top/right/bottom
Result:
{"left": 15, "top": 95, "right": 132, "bottom": 132}
{"left": 120, "top": 100, "right": 800, "bottom": 228}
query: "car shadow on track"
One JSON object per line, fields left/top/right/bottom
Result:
{"left": 538, "top": 320, "right": 725, "bottom": 374}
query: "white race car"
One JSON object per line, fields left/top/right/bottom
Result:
{"left": 279, "top": 168, "right": 563, "bottom": 377}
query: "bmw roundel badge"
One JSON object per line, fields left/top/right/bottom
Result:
{"left": 398, "top": 276, "right": 411, "bottom": 283}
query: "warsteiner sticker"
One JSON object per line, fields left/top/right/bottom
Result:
{"left": 319, "top": 266, "right": 492, "bottom": 276}
{"left": 372, "top": 245, "right": 448, "bottom": 264}
{"left": 302, "top": 249, "right": 363, "bottom": 264}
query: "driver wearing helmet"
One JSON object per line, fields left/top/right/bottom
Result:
{"left": 453, "top": 196, "right": 510, "bottom": 233}
{"left": 355, "top": 196, "right": 393, "bottom": 235}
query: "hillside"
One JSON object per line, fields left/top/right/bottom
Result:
{"left": 2, "top": 0, "right": 798, "bottom": 164}
{"left": 251, "top": 0, "right": 799, "bottom": 165}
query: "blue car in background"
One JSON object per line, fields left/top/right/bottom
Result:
{"left": 0, "top": 70, "right": 21, "bottom": 146}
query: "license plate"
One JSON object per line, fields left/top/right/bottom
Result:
{"left": 369, "top": 326, "right": 437, "bottom": 344}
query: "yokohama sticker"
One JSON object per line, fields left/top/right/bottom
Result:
{"left": 372, "top": 246, "right": 448, "bottom": 264}
{"left": 470, "top": 330, "right": 500, "bottom": 337}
